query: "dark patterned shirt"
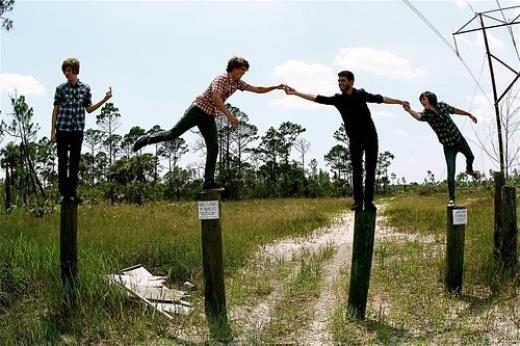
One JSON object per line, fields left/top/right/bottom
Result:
{"left": 419, "top": 102, "right": 463, "bottom": 146}
{"left": 53, "top": 80, "right": 92, "bottom": 132}
{"left": 194, "top": 73, "right": 249, "bottom": 116}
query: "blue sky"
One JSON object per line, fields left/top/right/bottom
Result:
{"left": 2, "top": 0, "right": 520, "bottom": 182}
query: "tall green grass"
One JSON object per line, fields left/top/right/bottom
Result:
{"left": 331, "top": 192, "right": 520, "bottom": 344}
{"left": 0, "top": 198, "right": 347, "bottom": 345}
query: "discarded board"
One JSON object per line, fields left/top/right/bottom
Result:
{"left": 108, "top": 264, "right": 193, "bottom": 318}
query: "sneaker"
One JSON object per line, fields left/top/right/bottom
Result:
{"left": 202, "top": 180, "right": 224, "bottom": 190}
{"left": 132, "top": 135, "right": 150, "bottom": 152}
{"left": 466, "top": 169, "right": 482, "bottom": 180}
{"left": 364, "top": 202, "right": 377, "bottom": 211}
{"left": 350, "top": 202, "right": 362, "bottom": 211}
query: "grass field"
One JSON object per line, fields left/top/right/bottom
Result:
{"left": 331, "top": 192, "right": 520, "bottom": 345}
{"left": 0, "top": 198, "right": 348, "bottom": 345}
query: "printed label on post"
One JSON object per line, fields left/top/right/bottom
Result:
{"left": 452, "top": 209, "right": 467, "bottom": 225}
{"left": 198, "top": 200, "right": 220, "bottom": 220}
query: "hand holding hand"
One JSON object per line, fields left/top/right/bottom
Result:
{"left": 403, "top": 104, "right": 411, "bottom": 112}
{"left": 284, "top": 85, "right": 297, "bottom": 95}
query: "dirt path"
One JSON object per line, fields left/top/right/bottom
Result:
{"left": 231, "top": 203, "right": 432, "bottom": 345}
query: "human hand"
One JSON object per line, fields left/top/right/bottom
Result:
{"left": 51, "top": 131, "right": 57, "bottom": 144}
{"left": 227, "top": 114, "right": 239, "bottom": 128}
{"left": 284, "top": 85, "right": 296, "bottom": 95}
{"left": 104, "top": 87, "right": 112, "bottom": 101}
{"left": 469, "top": 114, "right": 477, "bottom": 123}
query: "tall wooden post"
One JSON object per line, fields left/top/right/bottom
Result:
{"left": 493, "top": 171, "right": 505, "bottom": 263}
{"left": 347, "top": 209, "right": 377, "bottom": 320}
{"left": 500, "top": 186, "right": 517, "bottom": 270}
{"left": 60, "top": 198, "right": 78, "bottom": 306}
{"left": 446, "top": 206, "right": 466, "bottom": 293}
{"left": 198, "top": 189, "right": 231, "bottom": 340}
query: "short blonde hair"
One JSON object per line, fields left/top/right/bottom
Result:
{"left": 61, "top": 58, "right": 80, "bottom": 74}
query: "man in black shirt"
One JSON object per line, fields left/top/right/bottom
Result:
{"left": 285, "top": 70, "right": 408, "bottom": 211}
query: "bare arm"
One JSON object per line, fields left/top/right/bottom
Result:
{"left": 403, "top": 104, "right": 422, "bottom": 120}
{"left": 245, "top": 84, "right": 285, "bottom": 94}
{"left": 453, "top": 107, "right": 477, "bottom": 123}
{"left": 212, "top": 92, "right": 239, "bottom": 128}
{"left": 284, "top": 86, "right": 317, "bottom": 102}
{"left": 51, "top": 105, "right": 59, "bottom": 143}
{"left": 382, "top": 96, "right": 408, "bottom": 105}
{"left": 85, "top": 87, "right": 112, "bottom": 114}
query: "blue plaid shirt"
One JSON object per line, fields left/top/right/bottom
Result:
{"left": 53, "top": 80, "right": 92, "bottom": 132}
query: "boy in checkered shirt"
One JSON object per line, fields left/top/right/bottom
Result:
{"left": 51, "top": 57, "right": 112, "bottom": 201}
{"left": 132, "top": 56, "right": 286, "bottom": 190}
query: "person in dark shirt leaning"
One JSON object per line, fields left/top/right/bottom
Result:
{"left": 403, "top": 91, "right": 481, "bottom": 207}
{"left": 51, "top": 57, "right": 112, "bottom": 202}
{"left": 284, "top": 70, "right": 408, "bottom": 211}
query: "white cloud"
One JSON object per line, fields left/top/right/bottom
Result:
{"left": 393, "top": 129, "right": 409, "bottom": 136}
{"left": 373, "top": 110, "right": 398, "bottom": 119}
{"left": 0, "top": 73, "right": 45, "bottom": 96}
{"left": 333, "top": 47, "right": 426, "bottom": 79}
{"left": 271, "top": 60, "right": 337, "bottom": 111}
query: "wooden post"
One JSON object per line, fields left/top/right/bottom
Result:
{"left": 446, "top": 206, "right": 466, "bottom": 293}
{"left": 347, "top": 209, "right": 377, "bottom": 320}
{"left": 199, "top": 189, "right": 231, "bottom": 340}
{"left": 493, "top": 171, "right": 505, "bottom": 263}
{"left": 500, "top": 186, "right": 517, "bottom": 270}
{"left": 60, "top": 198, "right": 78, "bottom": 306}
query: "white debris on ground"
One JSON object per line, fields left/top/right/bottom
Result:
{"left": 108, "top": 264, "right": 193, "bottom": 318}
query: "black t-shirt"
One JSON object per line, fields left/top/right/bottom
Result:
{"left": 315, "top": 88, "right": 383, "bottom": 141}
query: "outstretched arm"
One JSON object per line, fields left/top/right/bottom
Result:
{"left": 403, "top": 104, "right": 422, "bottom": 120}
{"left": 245, "top": 84, "right": 285, "bottom": 94}
{"left": 382, "top": 96, "right": 408, "bottom": 106}
{"left": 453, "top": 107, "right": 477, "bottom": 123}
{"left": 284, "top": 86, "right": 317, "bottom": 102}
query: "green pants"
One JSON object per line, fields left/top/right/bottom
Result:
{"left": 147, "top": 105, "right": 218, "bottom": 181}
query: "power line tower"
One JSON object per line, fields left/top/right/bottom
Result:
{"left": 453, "top": 5, "right": 520, "bottom": 174}
{"left": 453, "top": 5, "right": 520, "bottom": 271}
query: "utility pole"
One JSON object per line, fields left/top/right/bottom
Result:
{"left": 453, "top": 5, "right": 520, "bottom": 174}
{"left": 453, "top": 6, "right": 520, "bottom": 272}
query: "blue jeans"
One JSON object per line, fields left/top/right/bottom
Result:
{"left": 443, "top": 138, "right": 474, "bottom": 200}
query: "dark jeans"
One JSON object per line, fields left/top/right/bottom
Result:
{"left": 147, "top": 105, "right": 218, "bottom": 181}
{"left": 350, "top": 134, "right": 378, "bottom": 204}
{"left": 443, "top": 138, "right": 475, "bottom": 200}
{"left": 57, "top": 130, "right": 84, "bottom": 198}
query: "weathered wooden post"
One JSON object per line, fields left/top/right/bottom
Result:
{"left": 446, "top": 206, "right": 466, "bottom": 293}
{"left": 347, "top": 209, "right": 377, "bottom": 319}
{"left": 500, "top": 186, "right": 517, "bottom": 270}
{"left": 198, "top": 188, "right": 231, "bottom": 340}
{"left": 60, "top": 198, "right": 78, "bottom": 306}
{"left": 493, "top": 171, "right": 505, "bottom": 263}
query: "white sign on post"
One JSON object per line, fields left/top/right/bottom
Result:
{"left": 452, "top": 209, "right": 467, "bottom": 225}
{"left": 198, "top": 200, "right": 220, "bottom": 220}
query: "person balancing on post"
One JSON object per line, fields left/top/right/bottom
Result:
{"left": 51, "top": 57, "right": 112, "bottom": 202}
{"left": 132, "top": 56, "right": 286, "bottom": 190}
{"left": 284, "top": 70, "right": 408, "bottom": 211}
{"left": 403, "top": 91, "right": 481, "bottom": 207}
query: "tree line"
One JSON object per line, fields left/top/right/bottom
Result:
{"left": 0, "top": 95, "right": 404, "bottom": 209}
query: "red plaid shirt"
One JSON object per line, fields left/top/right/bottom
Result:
{"left": 194, "top": 73, "right": 250, "bottom": 116}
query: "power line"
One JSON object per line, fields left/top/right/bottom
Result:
{"left": 495, "top": 0, "right": 520, "bottom": 63}
{"left": 402, "top": 0, "right": 493, "bottom": 107}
